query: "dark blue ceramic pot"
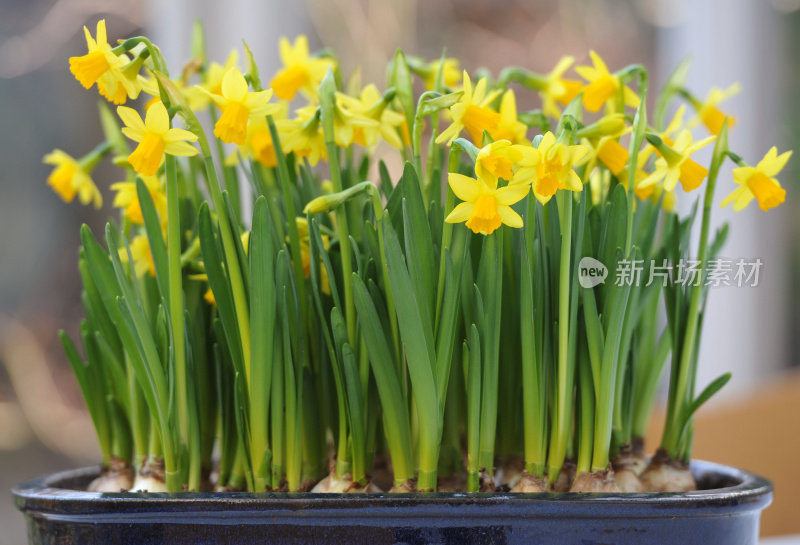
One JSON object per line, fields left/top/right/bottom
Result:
{"left": 13, "top": 459, "right": 771, "bottom": 545}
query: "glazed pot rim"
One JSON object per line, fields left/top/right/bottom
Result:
{"left": 13, "top": 459, "right": 772, "bottom": 519}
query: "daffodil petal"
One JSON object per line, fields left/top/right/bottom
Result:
{"left": 575, "top": 65, "right": 598, "bottom": 81}
{"left": 448, "top": 173, "right": 480, "bottom": 202}
{"left": 495, "top": 183, "right": 530, "bottom": 206}
{"left": 732, "top": 187, "right": 755, "bottom": 211}
{"left": 589, "top": 50, "right": 609, "bottom": 74}
{"left": 117, "top": 106, "right": 146, "bottom": 131}
{"left": 732, "top": 166, "right": 756, "bottom": 186}
{"left": 686, "top": 134, "right": 716, "bottom": 154}
{"left": 163, "top": 128, "right": 198, "bottom": 143}
{"left": 222, "top": 68, "right": 249, "bottom": 102}
{"left": 96, "top": 20, "right": 108, "bottom": 48}
{"left": 445, "top": 202, "right": 474, "bottom": 223}
{"left": 550, "top": 56, "right": 575, "bottom": 78}
{"left": 663, "top": 168, "right": 680, "bottom": 192}
{"left": 145, "top": 102, "right": 170, "bottom": 134}
{"left": 497, "top": 205, "right": 523, "bottom": 228}
{"left": 720, "top": 185, "right": 745, "bottom": 208}
{"left": 564, "top": 169, "right": 583, "bottom": 191}
{"left": 759, "top": 149, "right": 792, "bottom": 177}
{"left": 164, "top": 141, "right": 199, "bottom": 156}
{"left": 121, "top": 126, "right": 147, "bottom": 143}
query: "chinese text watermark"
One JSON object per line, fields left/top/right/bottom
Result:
{"left": 578, "top": 257, "right": 763, "bottom": 288}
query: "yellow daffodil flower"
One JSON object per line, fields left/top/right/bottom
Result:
{"left": 200, "top": 68, "right": 280, "bottom": 145}
{"left": 539, "top": 56, "right": 583, "bottom": 118}
{"left": 575, "top": 114, "right": 628, "bottom": 175}
{"left": 249, "top": 124, "right": 278, "bottom": 167}
{"left": 491, "top": 89, "right": 528, "bottom": 144}
{"left": 200, "top": 50, "right": 240, "bottom": 96}
{"left": 111, "top": 175, "right": 167, "bottom": 224}
{"left": 445, "top": 170, "right": 529, "bottom": 235}
{"left": 637, "top": 105, "right": 687, "bottom": 168}
{"left": 580, "top": 126, "right": 662, "bottom": 206}
{"left": 226, "top": 117, "right": 279, "bottom": 168}
{"left": 422, "top": 57, "right": 462, "bottom": 90}
{"left": 119, "top": 235, "right": 156, "bottom": 278}
{"left": 720, "top": 147, "right": 792, "bottom": 211}
{"left": 689, "top": 83, "right": 740, "bottom": 135}
{"left": 575, "top": 51, "right": 639, "bottom": 113}
{"left": 224, "top": 102, "right": 289, "bottom": 168}
{"left": 322, "top": 93, "right": 381, "bottom": 149}
{"left": 594, "top": 138, "right": 629, "bottom": 176}
{"left": 270, "top": 35, "right": 335, "bottom": 101}
{"left": 530, "top": 132, "right": 588, "bottom": 204}
{"left": 336, "top": 85, "right": 405, "bottom": 149}
{"left": 182, "top": 49, "right": 240, "bottom": 111}
{"left": 43, "top": 150, "right": 103, "bottom": 208}
{"left": 118, "top": 102, "right": 199, "bottom": 176}
{"left": 640, "top": 130, "right": 715, "bottom": 193}
{"left": 69, "top": 20, "right": 142, "bottom": 105}
{"left": 436, "top": 71, "right": 502, "bottom": 145}
{"left": 276, "top": 106, "right": 328, "bottom": 166}
{"left": 475, "top": 140, "right": 538, "bottom": 186}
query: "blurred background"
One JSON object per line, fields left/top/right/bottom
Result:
{"left": 0, "top": 0, "right": 798, "bottom": 542}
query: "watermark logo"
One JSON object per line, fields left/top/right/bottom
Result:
{"left": 578, "top": 257, "right": 608, "bottom": 288}
{"left": 576, "top": 257, "right": 763, "bottom": 288}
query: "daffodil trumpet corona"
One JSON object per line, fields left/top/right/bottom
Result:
{"left": 50, "top": 21, "right": 790, "bottom": 494}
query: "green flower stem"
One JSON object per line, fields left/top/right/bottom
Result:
{"left": 249, "top": 197, "right": 275, "bottom": 491}
{"left": 591, "top": 284, "right": 631, "bottom": 472}
{"left": 114, "top": 36, "right": 167, "bottom": 75}
{"left": 632, "top": 327, "right": 671, "bottom": 439}
{"left": 267, "top": 115, "right": 310, "bottom": 371}
{"left": 129, "top": 361, "right": 149, "bottom": 470}
{"left": 424, "top": 102, "right": 442, "bottom": 197}
{"left": 497, "top": 67, "right": 548, "bottom": 91}
{"left": 155, "top": 72, "right": 251, "bottom": 386}
{"left": 270, "top": 329, "right": 285, "bottom": 489}
{"left": 465, "top": 326, "right": 481, "bottom": 492}
{"left": 612, "top": 259, "right": 641, "bottom": 450}
{"left": 254, "top": 163, "right": 290, "bottom": 241}
{"left": 228, "top": 444, "right": 247, "bottom": 490}
{"left": 319, "top": 70, "right": 356, "bottom": 349}
{"left": 382, "top": 220, "right": 440, "bottom": 490}
{"left": 575, "top": 341, "right": 594, "bottom": 476}
{"left": 106, "top": 224, "right": 179, "bottom": 489}
{"left": 477, "top": 229, "right": 502, "bottom": 480}
{"left": 625, "top": 70, "right": 648, "bottom": 257}
{"left": 663, "top": 123, "right": 728, "bottom": 459}
{"left": 302, "top": 368, "right": 325, "bottom": 484}
{"left": 375, "top": 206, "right": 402, "bottom": 371}
{"left": 412, "top": 91, "right": 441, "bottom": 193}
{"left": 520, "top": 195, "right": 546, "bottom": 477}
{"left": 283, "top": 296, "right": 302, "bottom": 491}
{"left": 434, "top": 148, "right": 458, "bottom": 331}
{"left": 78, "top": 141, "right": 112, "bottom": 171}
{"left": 164, "top": 155, "right": 199, "bottom": 489}
{"left": 547, "top": 190, "right": 573, "bottom": 484}
{"left": 148, "top": 412, "right": 162, "bottom": 462}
